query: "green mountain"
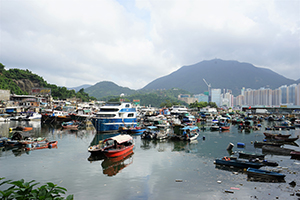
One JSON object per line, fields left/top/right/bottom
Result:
{"left": 142, "top": 59, "right": 298, "bottom": 96}
{"left": 0, "top": 63, "right": 95, "bottom": 102}
{"left": 84, "top": 81, "right": 136, "bottom": 99}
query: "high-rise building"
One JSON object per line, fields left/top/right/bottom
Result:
{"left": 279, "top": 85, "right": 288, "bottom": 104}
{"left": 211, "top": 89, "right": 222, "bottom": 106}
{"left": 297, "top": 83, "right": 300, "bottom": 106}
{"left": 287, "top": 84, "right": 297, "bottom": 105}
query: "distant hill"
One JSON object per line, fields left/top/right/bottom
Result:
{"left": 68, "top": 84, "right": 92, "bottom": 92}
{"left": 84, "top": 81, "right": 136, "bottom": 99}
{"left": 141, "top": 59, "right": 297, "bottom": 96}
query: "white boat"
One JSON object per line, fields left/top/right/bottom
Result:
{"left": 91, "top": 102, "right": 137, "bottom": 132}
{"left": 25, "top": 112, "right": 42, "bottom": 121}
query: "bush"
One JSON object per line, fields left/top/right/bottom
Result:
{"left": 0, "top": 178, "right": 73, "bottom": 200}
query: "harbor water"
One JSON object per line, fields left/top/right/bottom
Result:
{"left": 1, "top": 120, "right": 300, "bottom": 199}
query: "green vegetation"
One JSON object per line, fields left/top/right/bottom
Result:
{"left": 0, "top": 177, "right": 73, "bottom": 200}
{"left": 99, "top": 88, "right": 189, "bottom": 108}
{"left": 189, "top": 101, "right": 218, "bottom": 110}
{"left": 0, "top": 63, "right": 96, "bottom": 102}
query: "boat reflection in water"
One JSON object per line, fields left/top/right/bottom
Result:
{"left": 101, "top": 150, "right": 134, "bottom": 176}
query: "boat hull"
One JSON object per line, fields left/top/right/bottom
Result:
{"left": 91, "top": 118, "right": 137, "bottom": 132}
{"left": 247, "top": 168, "right": 285, "bottom": 182}
{"left": 215, "top": 158, "right": 263, "bottom": 169}
{"left": 103, "top": 144, "right": 134, "bottom": 158}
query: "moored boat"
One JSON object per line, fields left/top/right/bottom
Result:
{"left": 290, "top": 151, "right": 300, "bottom": 160}
{"left": 89, "top": 134, "right": 134, "bottom": 158}
{"left": 253, "top": 141, "right": 282, "bottom": 148}
{"left": 239, "top": 152, "right": 265, "bottom": 160}
{"left": 25, "top": 141, "right": 58, "bottom": 151}
{"left": 262, "top": 145, "right": 294, "bottom": 156}
{"left": 247, "top": 168, "right": 285, "bottom": 182}
{"left": 263, "top": 132, "right": 291, "bottom": 138}
{"left": 91, "top": 102, "right": 137, "bottom": 132}
{"left": 214, "top": 156, "right": 264, "bottom": 169}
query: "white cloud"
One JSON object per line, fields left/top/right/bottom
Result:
{"left": 0, "top": 0, "right": 299, "bottom": 90}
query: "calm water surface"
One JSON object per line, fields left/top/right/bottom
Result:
{"left": 1, "top": 121, "right": 300, "bottom": 200}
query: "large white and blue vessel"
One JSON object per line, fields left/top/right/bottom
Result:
{"left": 91, "top": 102, "right": 137, "bottom": 132}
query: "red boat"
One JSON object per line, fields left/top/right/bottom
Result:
{"left": 102, "top": 135, "right": 134, "bottom": 158}
{"left": 25, "top": 141, "right": 58, "bottom": 151}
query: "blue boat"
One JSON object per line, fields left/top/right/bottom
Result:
{"left": 91, "top": 102, "right": 137, "bottom": 132}
{"left": 215, "top": 156, "right": 264, "bottom": 169}
{"left": 247, "top": 168, "right": 285, "bottom": 181}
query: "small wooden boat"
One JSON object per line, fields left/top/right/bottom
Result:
{"left": 262, "top": 145, "right": 294, "bottom": 156}
{"left": 10, "top": 126, "right": 33, "bottom": 132}
{"left": 18, "top": 137, "right": 48, "bottom": 145}
{"left": 119, "top": 126, "right": 146, "bottom": 135}
{"left": 290, "top": 151, "right": 300, "bottom": 160}
{"left": 141, "top": 126, "right": 158, "bottom": 139}
{"left": 253, "top": 141, "right": 282, "bottom": 148}
{"left": 247, "top": 168, "right": 285, "bottom": 182}
{"left": 273, "top": 135, "right": 299, "bottom": 142}
{"left": 214, "top": 156, "right": 264, "bottom": 169}
{"left": 102, "top": 135, "right": 134, "bottom": 158}
{"left": 248, "top": 158, "right": 278, "bottom": 167}
{"left": 25, "top": 141, "right": 58, "bottom": 151}
{"left": 239, "top": 152, "right": 265, "bottom": 160}
{"left": 181, "top": 126, "right": 199, "bottom": 141}
{"left": 263, "top": 132, "right": 291, "bottom": 138}
{"left": 89, "top": 135, "right": 134, "bottom": 158}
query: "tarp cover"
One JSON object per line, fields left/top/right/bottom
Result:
{"left": 106, "top": 134, "right": 133, "bottom": 144}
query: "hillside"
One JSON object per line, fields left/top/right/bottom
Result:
{"left": 141, "top": 59, "right": 297, "bottom": 96}
{"left": 0, "top": 63, "right": 95, "bottom": 101}
{"left": 84, "top": 81, "right": 136, "bottom": 99}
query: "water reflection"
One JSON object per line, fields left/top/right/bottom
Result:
{"left": 101, "top": 150, "right": 134, "bottom": 176}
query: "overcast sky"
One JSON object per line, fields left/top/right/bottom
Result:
{"left": 0, "top": 0, "right": 299, "bottom": 90}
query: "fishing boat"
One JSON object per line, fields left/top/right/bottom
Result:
{"left": 91, "top": 102, "right": 137, "bottom": 132}
{"left": 214, "top": 156, "right": 264, "bottom": 169}
{"left": 181, "top": 126, "right": 199, "bottom": 141}
{"left": 219, "top": 122, "right": 230, "bottom": 131}
{"left": 290, "top": 151, "right": 300, "bottom": 160}
{"left": 89, "top": 134, "right": 134, "bottom": 158}
{"left": 263, "top": 132, "right": 291, "bottom": 138}
{"left": 25, "top": 141, "right": 58, "bottom": 151}
{"left": 210, "top": 123, "right": 219, "bottom": 131}
{"left": 272, "top": 135, "right": 299, "bottom": 143}
{"left": 10, "top": 126, "right": 33, "bottom": 132}
{"left": 247, "top": 168, "right": 285, "bottom": 182}
{"left": 253, "top": 141, "right": 282, "bottom": 148}
{"left": 61, "top": 121, "right": 79, "bottom": 130}
{"left": 262, "top": 145, "right": 294, "bottom": 156}
{"left": 119, "top": 126, "right": 146, "bottom": 135}
{"left": 141, "top": 126, "right": 158, "bottom": 139}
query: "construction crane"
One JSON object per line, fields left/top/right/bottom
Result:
{"left": 203, "top": 79, "right": 211, "bottom": 102}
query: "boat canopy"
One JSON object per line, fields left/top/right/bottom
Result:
{"left": 181, "top": 126, "right": 198, "bottom": 131}
{"left": 104, "top": 134, "right": 133, "bottom": 144}
{"left": 146, "top": 126, "right": 158, "bottom": 130}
